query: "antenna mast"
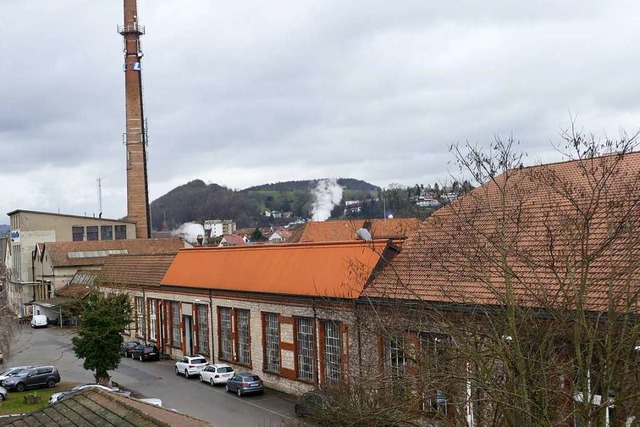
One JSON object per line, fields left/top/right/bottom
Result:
{"left": 97, "top": 178, "right": 103, "bottom": 218}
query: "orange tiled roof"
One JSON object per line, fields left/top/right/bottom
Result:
{"left": 365, "top": 151, "right": 640, "bottom": 312}
{"left": 45, "top": 239, "right": 184, "bottom": 267}
{"left": 100, "top": 254, "right": 177, "bottom": 288}
{"left": 292, "top": 219, "right": 420, "bottom": 243}
{"left": 162, "top": 240, "right": 392, "bottom": 298}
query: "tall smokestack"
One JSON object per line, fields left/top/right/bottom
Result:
{"left": 119, "top": 0, "right": 151, "bottom": 238}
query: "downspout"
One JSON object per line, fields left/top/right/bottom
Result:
{"left": 209, "top": 289, "right": 214, "bottom": 361}
{"left": 312, "top": 300, "right": 320, "bottom": 387}
{"left": 142, "top": 287, "right": 146, "bottom": 344}
{"left": 356, "top": 299, "right": 363, "bottom": 379}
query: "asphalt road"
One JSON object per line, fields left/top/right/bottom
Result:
{"left": 5, "top": 324, "right": 303, "bottom": 426}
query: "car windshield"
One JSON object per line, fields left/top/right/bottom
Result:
{"left": 192, "top": 358, "right": 206, "bottom": 364}
{"left": 218, "top": 367, "right": 233, "bottom": 373}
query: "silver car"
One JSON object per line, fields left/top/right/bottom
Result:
{"left": 0, "top": 385, "right": 7, "bottom": 401}
{"left": 225, "top": 372, "right": 264, "bottom": 397}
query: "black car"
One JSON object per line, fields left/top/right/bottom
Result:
{"left": 130, "top": 344, "right": 160, "bottom": 361}
{"left": 121, "top": 341, "right": 140, "bottom": 358}
{"left": 2, "top": 366, "right": 60, "bottom": 392}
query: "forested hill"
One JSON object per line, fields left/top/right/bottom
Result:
{"left": 243, "top": 178, "right": 379, "bottom": 192}
{"left": 150, "top": 178, "right": 381, "bottom": 230}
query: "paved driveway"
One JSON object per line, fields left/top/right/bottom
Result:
{"left": 5, "top": 325, "right": 302, "bottom": 426}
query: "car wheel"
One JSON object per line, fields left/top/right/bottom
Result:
{"left": 139, "top": 355, "right": 143, "bottom": 362}
{"left": 225, "top": 384, "right": 230, "bottom": 392}
{"left": 237, "top": 388, "right": 243, "bottom": 397}
{"left": 46, "top": 379, "right": 56, "bottom": 388}
{"left": 210, "top": 378, "right": 215, "bottom": 386}
{"left": 15, "top": 383, "right": 25, "bottom": 392}
{"left": 175, "top": 366, "right": 179, "bottom": 375}
{"left": 0, "top": 393, "right": 4, "bottom": 401}
{"left": 184, "top": 371, "right": 190, "bottom": 379}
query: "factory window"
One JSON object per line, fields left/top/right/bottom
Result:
{"left": 196, "top": 305, "right": 209, "bottom": 356}
{"left": 100, "top": 226, "right": 113, "bottom": 240}
{"left": 296, "top": 317, "right": 315, "bottom": 381}
{"left": 236, "top": 309, "right": 251, "bottom": 365}
{"left": 86, "top": 226, "right": 98, "bottom": 241}
{"left": 115, "top": 225, "right": 127, "bottom": 240}
{"left": 263, "top": 313, "right": 280, "bottom": 373}
{"left": 72, "top": 226, "right": 84, "bottom": 241}
{"left": 219, "top": 307, "right": 233, "bottom": 361}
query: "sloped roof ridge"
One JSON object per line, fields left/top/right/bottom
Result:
{"left": 192, "top": 239, "right": 392, "bottom": 252}
{"left": 509, "top": 149, "right": 639, "bottom": 173}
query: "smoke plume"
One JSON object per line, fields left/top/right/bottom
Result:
{"left": 172, "top": 222, "right": 205, "bottom": 245}
{"left": 311, "top": 178, "right": 343, "bottom": 221}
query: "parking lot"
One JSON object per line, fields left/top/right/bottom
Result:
{"left": 4, "top": 324, "right": 301, "bottom": 426}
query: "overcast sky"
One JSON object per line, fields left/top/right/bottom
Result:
{"left": 2, "top": 0, "right": 640, "bottom": 224}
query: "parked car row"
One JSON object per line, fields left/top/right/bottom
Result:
{"left": 121, "top": 341, "right": 160, "bottom": 362}
{"left": 173, "top": 354, "right": 264, "bottom": 396}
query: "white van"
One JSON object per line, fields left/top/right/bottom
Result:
{"left": 31, "top": 315, "right": 48, "bottom": 328}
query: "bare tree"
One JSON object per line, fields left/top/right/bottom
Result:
{"left": 0, "top": 263, "right": 17, "bottom": 364}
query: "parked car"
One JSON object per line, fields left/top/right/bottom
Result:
{"left": 199, "top": 364, "right": 234, "bottom": 385}
{"left": 0, "top": 366, "right": 35, "bottom": 384}
{"left": 121, "top": 341, "right": 140, "bottom": 357}
{"left": 0, "top": 386, "right": 6, "bottom": 401}
{"left": 2, "top": 366, "right": 60, "bottom": 392}
{"left": 130, "top": 344, "right": 160, "bottom": 361}
{"left": 49, "top": 383, "right": 131, "bottom": 404}
{"left": 225, "top": 372, "right": 264, "bottom": 396}
{"left": 31, "top": 314, "right": 48, "bottom": 328}
{"left": 174, "top": 355, "right": 208, "bottom": 378}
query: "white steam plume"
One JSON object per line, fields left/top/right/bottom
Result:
{"left": 311, "top": 178, "right": 343, "bottom": 222}
{"left": 172, "top": 222, "right": 205, "bottom": 244}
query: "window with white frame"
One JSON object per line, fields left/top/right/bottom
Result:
{"left": 264, "top": 313, "right": 280, "bottom": 372}
{"left": 148, "top": 300, "right": 157, "bottom": 341}
{"left": 296, "top": 317, "right": 314, "bottom": 380}
{"left": 420, "top": 333, "right": 449, "bottom": 413}
{"left": 236, "top": 309, "right": 250, "bottom": 364}
{"left": 171, "top": 301, "right": 180, "bottom": 347}
{"left": 324, "top": 321, "right": 341, "bottom": 384}
{"left": 196, "top": 304, "right": 209, "bottom": 356}
{"left": 135, "top": 297, "right": 145, "bottom": 338}
{"left": 384, "top": 337, "right": 406, "bottom": 377}
{"left": 219, "top": 307, "right": 233, "bottom": 360}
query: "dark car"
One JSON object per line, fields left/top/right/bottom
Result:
{"left": 130, "top": 344, "right": 160, "bottom": 361}
{"left": 121, "top": 341, "right": 140, "bottom": 358}
{"left": 2, "top": 366, "right": 60, "bottom": 392}
{"left": 225, "top": 372, "right": 263, "bottom": 397}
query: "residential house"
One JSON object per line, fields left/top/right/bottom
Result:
{"left": 218, "top": 235, "right": 248, "bottom": 247}
{"left": 105, "top": 240, "right": 399, "bottom": 395}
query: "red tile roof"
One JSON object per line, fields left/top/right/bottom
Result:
{"left": 99, "top": 254, "right": 177, "bottom": 288}
{"left": 290, "top": 219, "right": 420, "bottom": 243}
{"left": 162, "top": 241, "right": 393, "bottom": 298}
{"left": 365, "top": 151, "right": 640, "bottom": 312}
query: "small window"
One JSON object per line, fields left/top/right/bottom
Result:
{"left": 115, "top": 225, "right": 127, "bottom": 240}
{"left": 72, "top": 226, "right": 84, "bottom": 241}
{"left": 86, "top": 226, "right": 99, "bottom": 241}
{"left": 100, "top": 225, "right": 113, "bottom": 240}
